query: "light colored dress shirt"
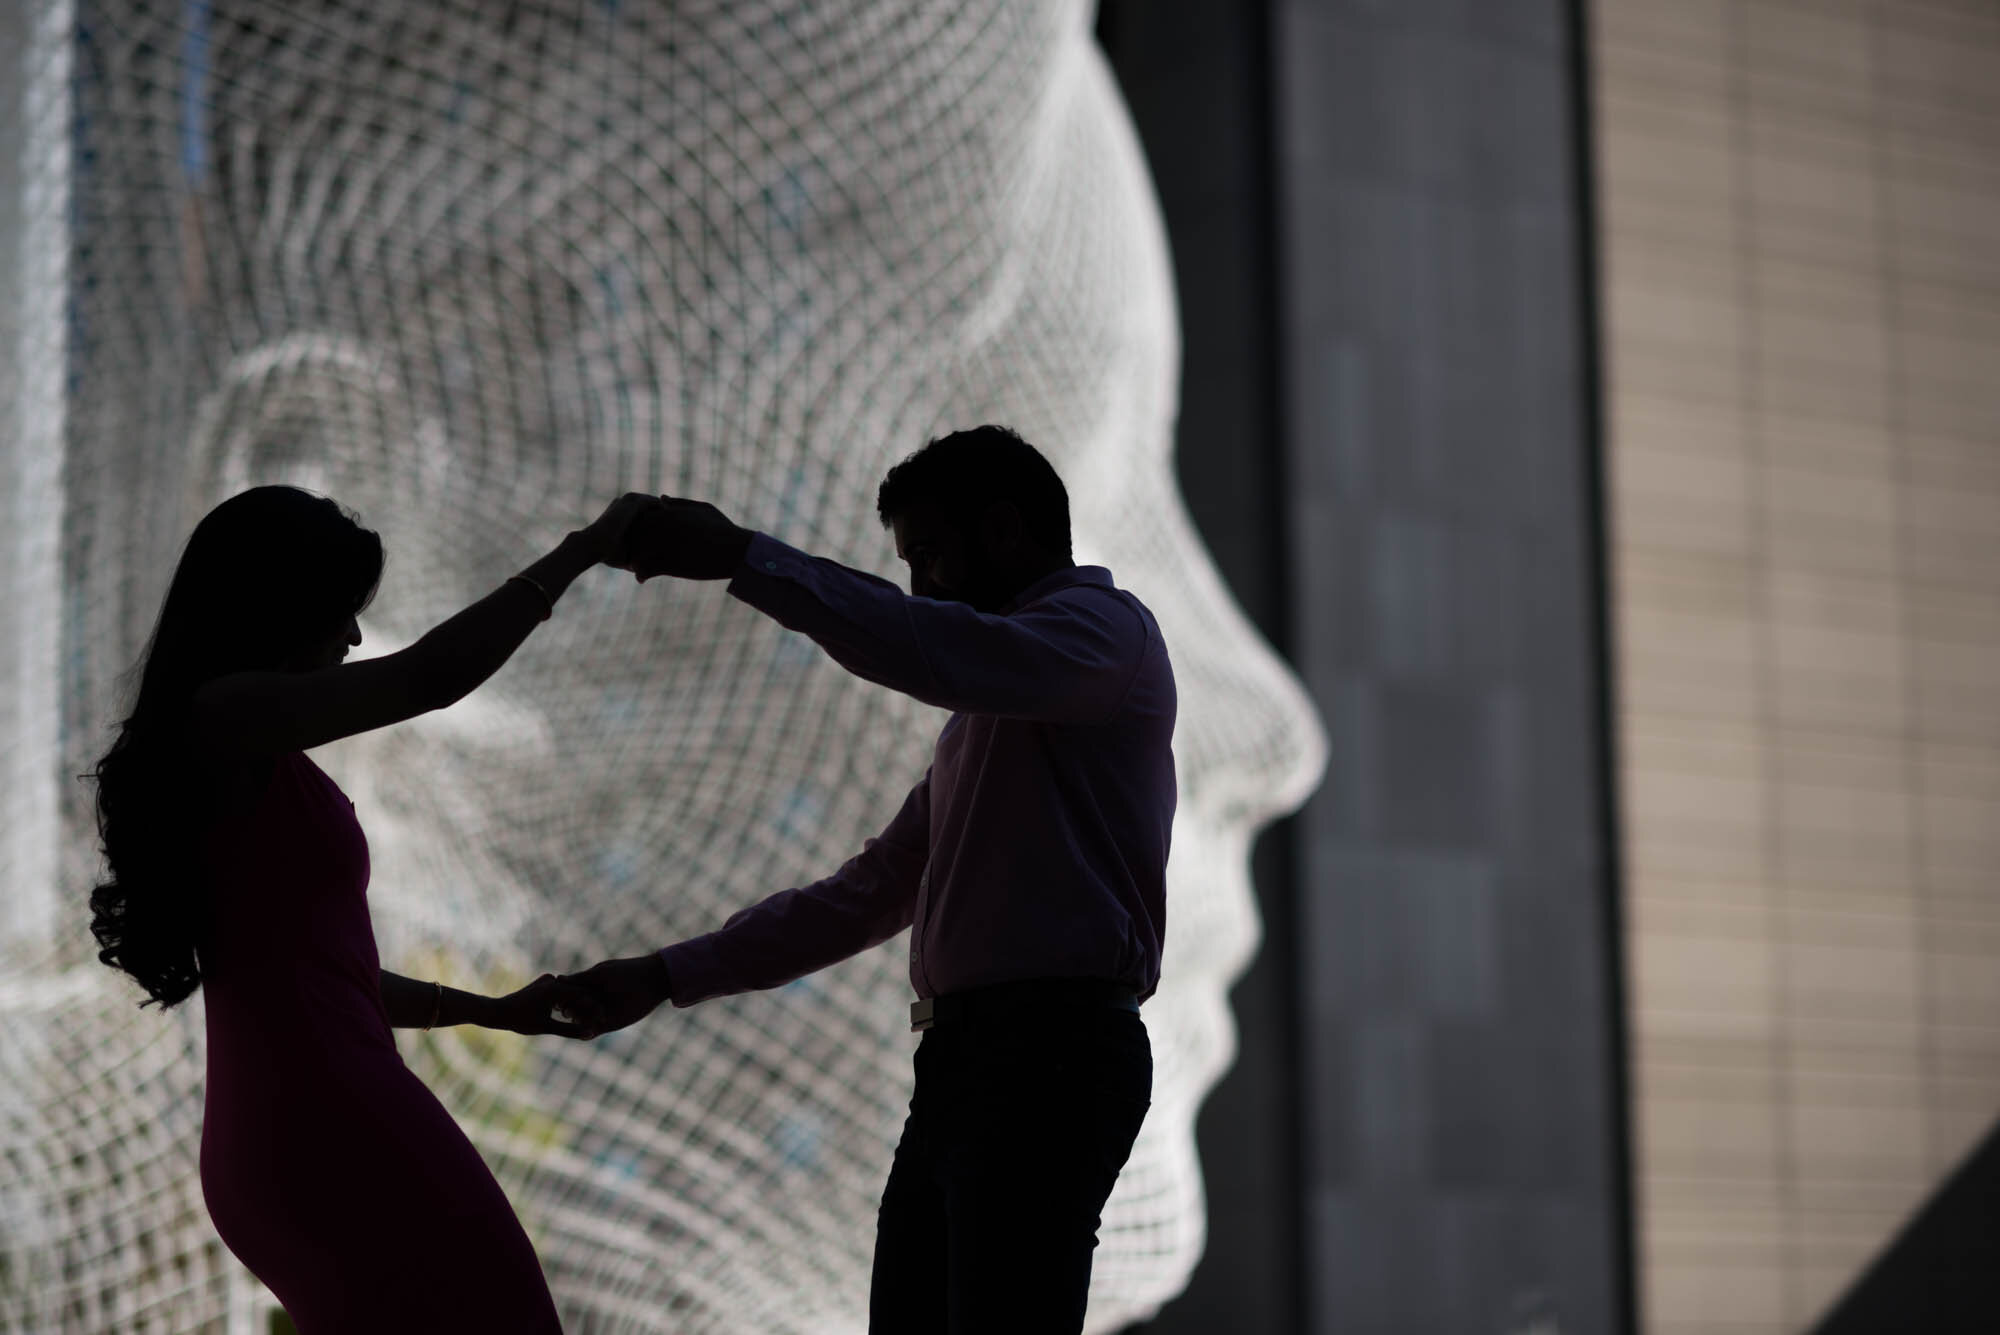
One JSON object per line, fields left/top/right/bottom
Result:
{"left": 658, "top": 531, "right": 1177, "bottom": 1004}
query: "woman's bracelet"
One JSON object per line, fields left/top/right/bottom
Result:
{"left": 506, "top": 572, "right": 556, "bottom": 620}
{"left": 423, "top": 980, "right": 444, "bottom": 1031}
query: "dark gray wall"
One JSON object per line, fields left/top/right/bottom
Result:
{"left": 1103, "top": 2, "right": 1630, "bottom": 1333}
{"left": 1274, "top": 2, "right": 1625, "bottom": 1332}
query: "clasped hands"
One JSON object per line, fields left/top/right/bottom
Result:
{"left": 532, "top": 955, "right": 677, "bottom": 1040}
{"left": 590, "top": 493, "right": 754, "bottom": 583}
{"left": 471, "top": 958, "right": 669, "bottom": 1041}
{"left": 389, "top": 965, "right": 660, "bottom": 1041}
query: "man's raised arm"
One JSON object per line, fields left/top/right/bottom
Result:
{"left": 608, "top": 498, "right": 1149, "bottom": 725}
{"left": 727, "top": 533, "right": 1145, "bottom": 725}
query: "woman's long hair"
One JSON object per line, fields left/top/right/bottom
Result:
{"left": 90, "top": 486, "right": 383, "bottom": 1007}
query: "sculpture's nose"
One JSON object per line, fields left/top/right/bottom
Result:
{"left": 1095, "top": 467, "right": 1328, "bottom": 836}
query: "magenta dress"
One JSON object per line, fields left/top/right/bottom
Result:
{"left": 198, "top": 751, "right": 562, "bottom": 1333}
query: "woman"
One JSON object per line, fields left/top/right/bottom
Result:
{"left": 89, "top": 484, "right": 641, "bottom": 1332}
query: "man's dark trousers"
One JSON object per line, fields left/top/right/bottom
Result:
{"left": 868, "top": 990, "right": 1153, "bottom": 1334}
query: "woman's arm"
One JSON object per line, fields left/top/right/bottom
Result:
{"left": 380, "top": 969, "right": 595, "bottom": 1037}
{"left": 380, "top": 969, "right": 498, "bottom": 1028}
{"left": 190, "top": 495, "right": 653, "bottom": 755}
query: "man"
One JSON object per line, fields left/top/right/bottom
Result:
{"left": 568, "top": 424, "right": 1177, "bottom": 1334}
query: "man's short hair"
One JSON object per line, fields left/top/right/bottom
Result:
{"left": 876, "top": 425, "right": 1072, "bottom": 558}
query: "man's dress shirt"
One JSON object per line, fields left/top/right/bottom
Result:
{"left": 658, "top": 531, "right": 1177, "bottom": 1004}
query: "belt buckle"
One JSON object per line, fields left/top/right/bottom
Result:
{"left": 909, "top": 998, "right": 936, "bottom": 1032}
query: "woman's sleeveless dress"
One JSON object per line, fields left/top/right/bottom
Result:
{"left": 198, "top": 751, "right": 562, "bottom": 1332}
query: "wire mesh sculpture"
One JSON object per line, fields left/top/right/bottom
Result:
{"left": 2, "top": 1, "right": 1325, "bottom": 1329}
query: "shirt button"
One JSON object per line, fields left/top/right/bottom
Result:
{"left": 765, "top": 560, "right": 778, "bottom": 571}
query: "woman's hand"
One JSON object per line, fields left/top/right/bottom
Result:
{"left": 576, "top": 492, "right": 660, "bottom": 566}
{"left": 481, "top": 973, "right": 603, "bottom": 1039}
{"left": 607, "top": 496, "right": 755, "bottom": 582}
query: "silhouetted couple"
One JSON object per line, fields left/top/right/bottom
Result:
{"left": 92, "top": 426, "right": 1176, "bottom": 1334}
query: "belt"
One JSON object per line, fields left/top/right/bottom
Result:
{"left": 910, "top": 978, "right": 1141, "bottom": 1032}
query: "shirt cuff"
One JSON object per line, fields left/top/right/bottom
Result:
{"left": 726, "top": 531, "right": 805, "bottom": 610}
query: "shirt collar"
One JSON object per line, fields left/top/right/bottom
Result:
{"left": 1001, "top": 564, "right": 1115, "bottom": 615}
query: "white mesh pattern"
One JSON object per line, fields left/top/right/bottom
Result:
{"left": 3, "top": 2, "right": 1326, "bottom": 1330}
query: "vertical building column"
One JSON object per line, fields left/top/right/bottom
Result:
{"left": 0, "top": 0, "right": 72, "bottom": 962}
{"left": 1271, "top": 3, "right": 1629, "bottom": 1331}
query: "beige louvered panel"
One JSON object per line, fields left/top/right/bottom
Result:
{"left": 1591, "top": 0, "right": 2000, "bottom": 1331}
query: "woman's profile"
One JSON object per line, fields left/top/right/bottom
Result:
{"left": 87, "top": 484, "right": 638, "bottom": 1332}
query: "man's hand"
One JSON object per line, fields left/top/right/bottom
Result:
{"left": 559, "top": 954, "right": 676, "bottom": 1036}
{"left": 576, "top": 492, "right": 662, "bottom": 566}
{"left": 481, "top": 973, "right": 603, "bottom": 1039}
{"left": 607, "top": 496, "right": 754, "bottom": 582}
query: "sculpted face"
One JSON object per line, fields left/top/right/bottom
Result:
{"left": 22, "top": 1, "right": 1325, "bottom": 1329}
